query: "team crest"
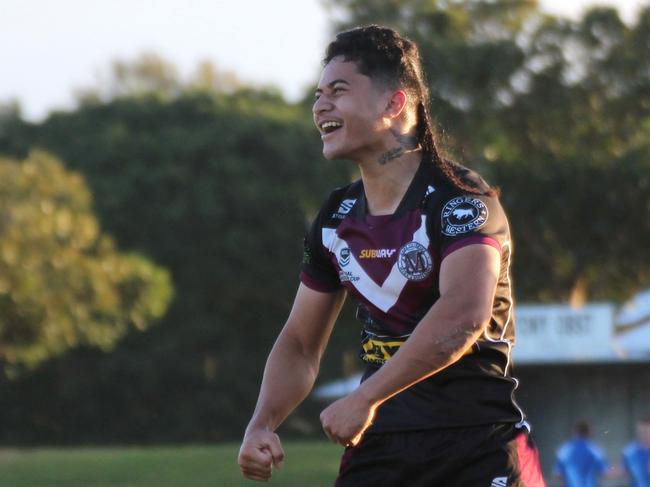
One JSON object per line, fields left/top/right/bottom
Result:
{"left": 397, "top": 242, "right": 432, "bottom": 281}
{"left": 338, "top": 247, "right": 351, "bottom": 267}
{"left": 441, "top": 196, "right": 488, "bottom": 236}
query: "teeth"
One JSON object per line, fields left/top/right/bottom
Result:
{"left": 321, "top": 121, "right": 343, "bottom": 130}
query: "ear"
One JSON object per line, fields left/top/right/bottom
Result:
{"left": 384, "top": 90, "right": 408, "bottom": 119}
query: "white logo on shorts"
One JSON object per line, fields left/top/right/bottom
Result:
{"left": 491, "top": 477, "right": 508, "bottom": 487}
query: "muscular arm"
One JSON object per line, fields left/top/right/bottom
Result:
{"left": 239, "top": 283, "right": 346, "bottom": 480}
{"left": 247, "top": 283, "right": 346, "bottom": 432}
{"left": 357, "top": 244, "right": 500, "bottom": 404}
{"left": 320, "top": 244, "right": 500, "bottom": 445}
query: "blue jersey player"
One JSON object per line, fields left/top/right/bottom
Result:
{"left": 554, "top": 421, "right": 609, "bottom": 487}
{"left": 623, "top": 417, "right": 650, "bottom": 487}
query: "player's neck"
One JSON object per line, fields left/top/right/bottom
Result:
{"left": 358, "top": 149, "right": 422, "bottom": 216}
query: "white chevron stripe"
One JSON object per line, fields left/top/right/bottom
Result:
{"left": 322, "top": 215, "right": 430, "bottom": 312}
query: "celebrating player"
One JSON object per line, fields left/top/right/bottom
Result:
{"left": 238, "top": 25, "right": 546, "bottom": 486}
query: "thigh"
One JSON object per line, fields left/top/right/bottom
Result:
{"left": 334, "top": 429, "right": 469, "bottom": 487}
{"left": 335, "top": 431, "right": 449, "bottom": 487}
{"left": 455, "top": 424, "right": 547, "bottom": 487}
{"left": 334, "top": 433, "right": 416, "bottom": 487}
{"left": 334, "top": 424, "right": 546, "bottom": 487}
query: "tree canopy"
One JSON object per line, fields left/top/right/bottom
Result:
{"left": 0, "top": 151, "right": 173, "bottom": 370}
{"left": 0, "top": 61, "right": 353, "bottom": 442}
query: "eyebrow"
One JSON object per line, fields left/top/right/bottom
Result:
{"left": 315, "top": 79, "right": 351, "bottom": 93}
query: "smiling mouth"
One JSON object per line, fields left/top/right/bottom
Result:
{"left": 319, "top": 121, "right": 343, "bottom": 135}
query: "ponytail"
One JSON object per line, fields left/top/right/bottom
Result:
{"left": 416, "top": 102, "right": 493, "bottom": 196}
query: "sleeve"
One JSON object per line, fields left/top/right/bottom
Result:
{"left": 622, "top": 445, "right": 644, "bottom": 482}
{"left": 432, "top": 192, "right": 510, "bottom": 261}
{"left": 299, "top": 208, "right": 342, "bottom": 293}
{"left": 554, "top": 446, "right": 566, "bottom": 477}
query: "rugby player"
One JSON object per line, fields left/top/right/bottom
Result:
{"left": 554, "top": 420, "right": 609, "bottom": 487}
{"left": 622, "top": 416, "right": 650, "bottom": 487}
{"left": 238, "top": 25, "right": 546, "bottom": 486}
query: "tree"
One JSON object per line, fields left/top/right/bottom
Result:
{"left": 0, "top": 64, "right": 353, "bottom": 442}
{"left": 75, "top": 53, "right": 253, "bottom": 106}
{"left": 0, "top": 150, "right": 173, "bottom": 370}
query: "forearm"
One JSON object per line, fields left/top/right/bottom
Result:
{"left": 355, "top": 294, "right": 487, "bottom": 407}
{"left": 246, "top": 331, "right": 321, "bottom": 433}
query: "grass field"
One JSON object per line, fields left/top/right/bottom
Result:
{"left": 0, "top": 441, "right": 344, "bottom": 487}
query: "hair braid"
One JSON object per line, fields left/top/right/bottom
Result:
{"left": 416, "top": 102, "right": 489, "bottom": 196}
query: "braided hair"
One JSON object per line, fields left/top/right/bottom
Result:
{"left": 324, "top": 25, "right": 492, "bottom": 196}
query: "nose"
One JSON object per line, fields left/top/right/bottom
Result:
{"left": 312, "top": 94, "right": 333, "bottom": 116}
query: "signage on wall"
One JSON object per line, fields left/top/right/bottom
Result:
{"left": 514, "top": 304, "right": 616, "bottom": 363}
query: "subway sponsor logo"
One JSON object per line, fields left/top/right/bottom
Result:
{"left": 359, "top": 249, "right": 396, "bottom": 259}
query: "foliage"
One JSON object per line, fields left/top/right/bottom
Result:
{"left": 0, "top": 71, "right": 353, "bottom": 443}
{"left": 74, "top": 53, "right": 245, "bottom": 105}
{"left": 0, "top": 151, "right": 172, "bottom": 370}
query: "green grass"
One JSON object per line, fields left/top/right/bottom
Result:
{"left": 0, "top": 441, "right": 344, "bottom": 487}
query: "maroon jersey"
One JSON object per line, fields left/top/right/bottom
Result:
{"left": 301, "top": 159, "right": 526, "bottom": 432}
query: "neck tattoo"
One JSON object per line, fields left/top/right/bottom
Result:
{"left": 379, "top": 147, "right": 405, "bottom": 164}
{"left": 377, "top": 129, "right": 419, "bottom": 165}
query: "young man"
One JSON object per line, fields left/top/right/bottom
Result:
{"left": 622, "top": 416, "right": 650, "bottom": 487}
{"left": 554, "top": 420, "right": 610, "bottom": 487}
{"left": 238, "top": 25, "right": 545, "bottom": 486}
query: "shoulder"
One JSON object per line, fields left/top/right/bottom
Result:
{"left": 587, "top": 442, "right": 606, "bottom": 458}
{"left": 623, "top": 442, "right": 640, "bottom": 457}
{"left": 427, "top": 161, "right": 503, "bottom": 213}
{"left": 557, "top": 441, "right": 573, "bottom": 459}
{"left": 575, "top": 440, "right": 606, "bottom": 464}
{"left": 425, "top": 164, "right": 509, "bottom": 245}
{"left": 314, "top": 179, "right": 363, "bottom": 226}
{"left": 449, "top": 160, "right": 494, "bottom": 195}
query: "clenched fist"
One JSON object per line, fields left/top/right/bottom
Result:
{"left": 238, "top": 429, "right": 285, "bottom": 482}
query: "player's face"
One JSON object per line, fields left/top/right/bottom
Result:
{"left": 313, "top": 56, "right": 389, "bottom": 161}
{"left": 638, "top": 421, "right": 650, "bottom": 446}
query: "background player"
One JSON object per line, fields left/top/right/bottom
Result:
{"left": 554, "top": 420, "right": 611, "bottom": 487}
{"left": 238, "top": 25, "right": 545, "bottom": 486}
{"left": 623, "top": 416, "right": 650, "bottom": 487}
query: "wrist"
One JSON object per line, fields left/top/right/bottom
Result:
{"left": 352, "top": 384, "right": 381, "bottom": 409}
{"left": 245, "top": 419, "right": 274, "bottom": 436}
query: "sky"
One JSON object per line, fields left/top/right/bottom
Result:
{"left": 0, "top": 0, "right": 648, "bottom": 121}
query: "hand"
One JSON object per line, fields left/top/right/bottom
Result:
{"left": 238, "top": 428, "right": 284, "bottom": 482}
{"left": 320, "top": 391, "right": 377, "bottom": 447}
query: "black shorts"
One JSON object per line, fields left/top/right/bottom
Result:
{"left": 334, "top": 423, "right": 546, "bottom": 487}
